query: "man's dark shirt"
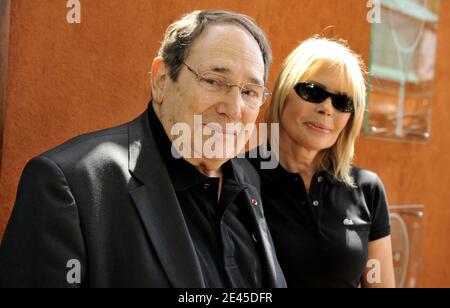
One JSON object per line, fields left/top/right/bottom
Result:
{"left": 149, "top": 105, "right": 264, "bottom": 288}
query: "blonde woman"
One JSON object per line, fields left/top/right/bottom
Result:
{"left": 250, "top": 37, "right": 395, "bottom": 288}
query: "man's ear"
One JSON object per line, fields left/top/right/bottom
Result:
{"left": 151, "top": 57, "right": 168, "bottom": 105}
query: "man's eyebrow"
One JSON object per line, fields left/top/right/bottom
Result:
{"left": 210, "top": 66, "right": 231, "bottom": 74}
{"left": 209, "top": 66, "right": 264, "bottom": 86}
{"left": 248, "top": 77, "right": 264, "bottom": 86}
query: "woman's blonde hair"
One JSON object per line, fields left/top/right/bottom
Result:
{"left": 265, "top": 36, "right": 367, "bottom": 187}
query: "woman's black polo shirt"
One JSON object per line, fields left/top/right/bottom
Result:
{"left": 249, "top": 154, "right": 391, "bottom": 288}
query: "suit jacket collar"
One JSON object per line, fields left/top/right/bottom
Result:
{"left": 127, "top": 105, "right": 205, "bottom": 288}
{"left": 231, "top": 159, "right": 287, "bottom": 288}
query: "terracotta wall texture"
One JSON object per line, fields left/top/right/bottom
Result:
{"left": 0, "top": 0, "right": 449, "bottom": 287}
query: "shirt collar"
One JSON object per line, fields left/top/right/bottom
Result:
{"left": 252, "top": 146, "right": 337, "bottom": 184}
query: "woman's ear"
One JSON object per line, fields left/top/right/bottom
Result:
{"left": 150, "top": 57, "right": 168, "bottom": 105}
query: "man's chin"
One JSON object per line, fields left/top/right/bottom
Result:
{"left": 182, "top": 157, "right": 227, "bottom": 177}
{"left": 184, "top": 149, "right": 242, "bottom": 173}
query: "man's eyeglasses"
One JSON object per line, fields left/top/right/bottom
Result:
{"left": 294, "top": 82, "right": 355, "bottom": 113}
{"left": 183, "top": 62, "right": 270, "bottom": 110}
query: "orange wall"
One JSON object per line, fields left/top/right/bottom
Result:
{"left": 0, "top": 0, "right": 449, "bottom": 287}
{"left": 0, "top": 0, "right": 10, "bottom": 181}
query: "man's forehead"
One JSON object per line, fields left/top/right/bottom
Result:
{"left": 206, "top": 65, "right": 263, "bottom": 86}
{"left": 186, "top": 47, "right": 264, "bottom": 84}
{"left": 189, "top": 24, "right": 263, "bottom": 63}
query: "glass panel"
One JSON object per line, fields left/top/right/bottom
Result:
{"left": 365, "top": 0, "right": 440, "bottom": 143}
{"left": 390, "top": 205, "right": 424, "bottom": 288}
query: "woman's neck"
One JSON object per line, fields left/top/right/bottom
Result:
{"left": 278, "top": 131, "right": 322, "bottom": 182}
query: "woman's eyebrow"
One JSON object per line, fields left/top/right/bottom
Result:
{"left": 308, "top": 80, "right": 348, "bottom": 95}
{"left": 308, "top": 80, "right": 328, "bottom": 90}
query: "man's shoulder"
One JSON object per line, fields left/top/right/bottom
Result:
{"left": 41, "top": 122, "right": 128, "bottom": 162}
{"left": 232, "top": 157, "right": 261, "bottom": 188}
{"left": 35, "top": 112, "right": 147, "bottom": 172}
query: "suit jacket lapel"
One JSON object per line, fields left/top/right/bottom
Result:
{"left": 127, "top": 109, "right": 205, "bottom": 288}
{"left": 231, "top": 160, "right": 287, "bottom": 288}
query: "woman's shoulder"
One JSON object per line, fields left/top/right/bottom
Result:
{"left": 350, "top": 167, "right": 390, "bottom": 239}
{"left": 350, "top": 166, "right": 385, "bottom": 191}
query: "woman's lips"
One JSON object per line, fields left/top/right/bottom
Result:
{"left": 305, "top": 121, "right": 332, "bottom": 134}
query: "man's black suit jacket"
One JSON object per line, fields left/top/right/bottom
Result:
{"left": 0, "top": 106, "right": 286, "bottom": 288}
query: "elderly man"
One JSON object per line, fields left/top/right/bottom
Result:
{"left": 0, "top": 10, "right": 286, "bottom": 288}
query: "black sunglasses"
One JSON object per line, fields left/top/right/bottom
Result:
{"left": 294, "top": 82, "right": 354, "bottom": 113}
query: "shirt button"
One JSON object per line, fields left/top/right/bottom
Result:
{"left": 203, "top": 183, "right": 210, "bottom": 189}
{"left": 318, "top": 176, "right": 324, "bottom": 183}
{"left": 252, "top": 234, "right": 258, "bottom": 243}
{"left": 313, "top": 200, "right": 319, "bottom": 207}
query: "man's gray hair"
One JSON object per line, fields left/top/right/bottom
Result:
{"left": 158, "top": 10, "right": 272, "bottom": 84}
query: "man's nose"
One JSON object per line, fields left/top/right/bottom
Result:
{"left": 219, "top": 86, "right": 244, "bottom": 120}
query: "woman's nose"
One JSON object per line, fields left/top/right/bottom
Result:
{"left": 317, "top": 97, "right": 334, "bottom": 116}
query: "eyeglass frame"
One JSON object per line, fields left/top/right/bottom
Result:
{"left": 182, "top": 62, "right": 271, "bottom": 109}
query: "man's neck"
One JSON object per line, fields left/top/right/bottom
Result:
{"left": 194, "top": 163, "right": 223, "bottom": 178}
{"left": 195, "top": 163, "right": 223, "bottom": 202}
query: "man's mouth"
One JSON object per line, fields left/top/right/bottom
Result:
{"left": 204, "top": 123, "right": 240, "bottom": 136}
